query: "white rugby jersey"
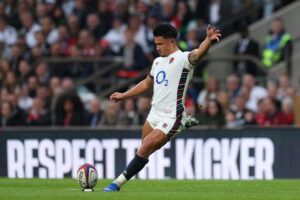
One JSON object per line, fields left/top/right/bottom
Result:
{"left": 149, "top": 50, "right": 195, "bottom": 118}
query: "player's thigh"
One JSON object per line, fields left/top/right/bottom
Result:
{"left": 142, "top": 121, "right": 153, "bottom": 142}
{"left": 137, "top": 129, "right": 169, "bottom": 158}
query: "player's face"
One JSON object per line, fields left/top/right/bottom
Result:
{"left": 154, "top": 36, "right": 174, "bottom": 57}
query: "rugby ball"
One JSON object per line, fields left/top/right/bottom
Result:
{"left": 77, "top": 163, "right": 98, "bottom": 191}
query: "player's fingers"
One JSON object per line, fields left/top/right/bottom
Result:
{"left": 109, "top": 94, "right": 115, "bottom": 100}
{"left": 207, "top": 24, "right": 211, "bottom": 30}
{"left": 217, "top": 34, "right": 222, "bottom": 37}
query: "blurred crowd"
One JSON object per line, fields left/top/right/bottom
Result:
{"left": 187, "top": 73, "right": 296, "bottom": 128}
{"left": 0, "top": 0, "right": 297, "bottom": 128}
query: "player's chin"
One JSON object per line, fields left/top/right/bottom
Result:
{"left": 159, "top": 52, "right": 166, "bottom": 57}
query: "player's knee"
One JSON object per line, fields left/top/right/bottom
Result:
{"left": 137, "top": 140, "right": 158, "bottom": 158}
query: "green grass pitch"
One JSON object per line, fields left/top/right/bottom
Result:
{"left": 1, "top": 178, "right": 300, "bottom": 200}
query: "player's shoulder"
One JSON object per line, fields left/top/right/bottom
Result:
{"left": 173, "top": 50, "right": 191, "bottom": 58}
{"left": 152, "top": 57, "right": 161, "bottom": 68}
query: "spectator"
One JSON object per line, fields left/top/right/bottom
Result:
{"left": 179, "top": 23, "right": 199, "bottom": 51}
{"left": 0, "top": 59, "right": 10, "bottom": 76}
{"left": 62, "top": 0, "right": 75, "bottom": 17}
{"left": 119, "top": 99, "right": 138, "bottom": 126}
{"left": 69, "top": 44, "right": 93, "bottom": 78}
{"left": 225, "top": 109, "right": 242, "bottom": 128}
{"left": 54, "top": 93, "right": 86, "bottom": 126}
{"left": 242, "top": 74, "right": 267, "bottom": 112}
{"left": 34, "top": 31, "right": 50, "bottom": 56}
{"left": 77, "top": 30, "right": 95, "bottom": 57}
{"left": 218, "top": 91, "right": 230, "bottom": 112}
{"left": 87, "top": 98, "right": 103, "bottom": 128}
{"left": 57, "top": 25, "right": 71, "bottom": 56}
{"left": 145, "top": 12, "right": 161, "bottom": 57}
{"left": 51, "top": 5, "right": 67, "bottom": 26}
{"left": 35, "top": 3, "right": 49, "bottom": 22}
{"left": 233, "top": 28, "right": 260, "bottom": 76}
{"left": 9, "top": 44, "right": 24, "bottom": 73}
{"left": 286, "top": 86, "right": 296, "bottom": 98}
{"left": 36, "top": 84, "right": 51, "bottom": 111}
{"left": 0, "top": 16, "right": 18, "bottom": 53}
{"left": 128, "top": 13, "right": 152, "bottom": 55}
{"left": 99, "top": 101, "right": 122, "bottom": 126}
{"left": 172, "top": 0, "right": 192, "bottom": 31}
{"left": 19, "top": 11, "right": 41, "bottom": 48}
{"left": 66, "top": 14, "right": 80, "bottom": 45}
{"left": 49, "top": 42, "right": 70, "bottom": 78}
{"left": 86, "top": 13, "right": 106, "bottom": 40}
{"left": 35, "top": 62, "right": 50, "bottom": 85}
{"left": 233, "top": 95, "right": 251, "bottom": 123}
{"left": 1, "top": 0, "right": 19, "bottom": 29}
{"left": 243, "top": 110, "right": 257, "bottom": 125}
{"left": 118, "top": 28, "right": 147, "bottom": 72}
{"left": 10, "top": 93, "right": 27, "bottom": 124}
{"left": 97, "top": 0, "right": 113, "bottom": 32}
{"left": 258, "top": 97, "right": 281, "bottom": 127}
{"left": 94, "top": 39, "right": 114, "bottom": 58}
{"left": 161, "top": 0, "right": 175, "bottom": 23}
{"left": 277, "top": 74, "right": 291, "bottom": 101}
{"left": 262, "top": 17, "right": 292, "bottom": 69}
{"left": 27, "top": 75, "right": 39, "bottom": 98}
{"left": 18, "top": 84, "right": 33, "bottom": 111}
{"left": 62, "top": 77, "right": 75, "bottom": 92}
{"left": 267, "top": 81, "right": 281, "bottom": 109}
{"left": 197, "top": 99, "right": 225, "bottom": 128}
{"left": 26, "top": 97, "right": 51, "bottom": 126}
{"left": 113, "top": 0, "right": 129, "bottom": 23}
{"left": 278, "top": 97, "right": 294, "bottom": 125}
{"left": 197, "top": 77, "right": 221, "bottom": 107}
{"left": 49, "top": 76, "right": 62, "bottom": 96}
{"left": 30, "top": 46, "right": 43, "bottom": 63}
{"left": 104, "top": 15, "right": 126, "bottom": 55}
{"left": 40, "top": 16, "right": 59, "bottom": 45}
{"left": 0, "top": 101, "right": 21, "bottom": 127}
{"left": 72, "top": 0, "right": 87, "bottom": 27}
{"left": 136, "top": 96, "right": 151, "bottom": 125}
{"left": 196, "top": 0, "right": 231, "bottom": 26}
{"left": 3, "top": 70, "right": 19, "bottom": 96}
{"left": 255, "top": 98, "right": 266, "bottom": 126}
{"left": 226, "top": 74, "right": 240, "bottom": 105}
{"left": 136, "top": 0, "right": 151, "bottom": 19}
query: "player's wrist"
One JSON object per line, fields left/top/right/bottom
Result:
{"left": 121, "top": 93, "right": 127, "bottom": 99}
{"left": 205, "top": 36, "right": 213, "bottom": 43}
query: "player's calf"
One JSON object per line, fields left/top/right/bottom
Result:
{"left": 104, "top": 130, "right": 168, "bottom": 192}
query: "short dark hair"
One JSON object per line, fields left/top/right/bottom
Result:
{"left": 153, "top": 23, "right": 177, "bottom": 39}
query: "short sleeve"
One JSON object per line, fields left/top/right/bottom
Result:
{"left": 183, "top": 51, "right": 196, "bottom": 70}
{"left": 148, "top": 58, "right": 157, "bottom": 79}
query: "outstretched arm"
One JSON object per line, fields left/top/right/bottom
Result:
{"left": 110, "top": 76, "right": 154, "bottom": 102}
{"left": 188, "top": 25, "right": 222, "bottom": 66}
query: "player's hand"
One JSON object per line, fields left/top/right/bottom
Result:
{"left": 110, "top": 92, "right": 125, "bottom": 103}
{"left": 206, "top": 25, "right": 222, "bottom": 42}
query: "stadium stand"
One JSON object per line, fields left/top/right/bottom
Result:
{"left": 0, "top": 0, "right": 298, "bottom": 128}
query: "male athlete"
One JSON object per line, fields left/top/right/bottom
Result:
{"left": 104, "top": 24, "right": 221, "bottom": 192}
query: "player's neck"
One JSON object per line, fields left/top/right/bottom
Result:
{"left": 167, "top": 47, "right": 179, "bottom": 56}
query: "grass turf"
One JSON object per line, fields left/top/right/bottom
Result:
{"left": 0, "top": 178, "right": 300, "bottom": 200}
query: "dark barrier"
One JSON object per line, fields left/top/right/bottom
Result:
{"left": 1, "top": 128, "right": 300, "bottom": 180}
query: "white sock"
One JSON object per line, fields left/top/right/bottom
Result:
{"left": 113, "top": 173, "right": 128, "bottom": 187}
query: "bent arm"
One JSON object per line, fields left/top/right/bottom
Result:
{"left": 123, "top": 76, "right": 154, "bottom": 99}
{"left": 188, "top": 25, "right": 221, "bottom": 66}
